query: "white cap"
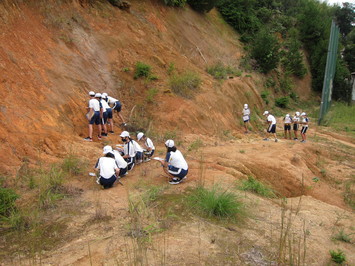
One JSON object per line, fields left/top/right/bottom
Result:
{"left": 244, "top": 104, "right": 248, "bottom": 108}
{"left": 95, "top": 93, "right": 102, "bottom": 98}
{"left": 137, "top": 132, "right": 144, "bottom": 141}
{"left": 103, "top": 145, "right": 113, "bottom": 155}
{"left": 102, "top": 93, "right": 108, "bottom": 98}
{"left": 120, "top": 131, "right": 130, "bottom": 137}
{"left": 295, "top": 112, "right": 300, "bottom": 116}
{"left": 263, "top": 111, "right": 269, "bottom": 115}
{"left": 286, "top": 114, "right": 290, "bottom": 117}
{"left": 165, "top": 139, "right": 174, "bottom": 148}
{"left": 301, "top": 112, "right": 306, "bottom": 116}
{"left": 89, "top": 91, "right": 95, "bottom": 96}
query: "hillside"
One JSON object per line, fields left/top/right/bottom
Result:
{"left": 0, "top": 1, "right": 354, "bottom": 265}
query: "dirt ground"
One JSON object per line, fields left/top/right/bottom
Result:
{"left": 0, "top": 1, "right": 354, "bottom": 265}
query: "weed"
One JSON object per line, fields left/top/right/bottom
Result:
{"left": 237, "top": 176, "right": 276, "bottom": 198}
{"left": 275, "top": 97, "right": 289, "bottom": 108}
{"left": 0, "top": 187, "right": 19, "bottom": 217}
{"left": 239, "top": 150, "right": 245, "bottom": 154}
{"left": 329, "top": 249, "right": 346, "bottom": 264}
{"left": 167, "top": 62, "right": 175, "bottom": 75}
{"left": 261, "top": 90, "right": 270, "bottom": 105}
{"left": 322, "top": 102, "right": 355, "bottom": 135}
{"left": 147, "top": 74, "right": 158, "bottom": 81}
{"left": 343, "top": 177, "right": 355, "bottom": 210}
{"left": 206, "top": 62, "right": 241, "bottom": 80}
{"left": 134, "top": 62, "right": 151, "bottom": 79}
{"left": 265, "top": 77, "right": 276, "bottom": 88}
{"left": 169, "top": 71, "right": 201, "bottom": 98}
{"left": 61, "top": 154, "right": 86, "bottom": 176}
{"left": 142, "top": 186, "right": 165, "bottom": 206}
{"left": 163, "top": 130, "right": 177, "bottom": 140}
{"left": 188, "top": 138, "right": 203, "bottom": 151}
{"left": 332, "top": 229, "right": 352, "bottom": 243}
{"left": 146, "top": 88, "right": 158, "bottom": 103}
{"left": 186, "top": 185, "right": 245, "bottom": 220}
{"left": 122, "top": 67, "right": 130, "bottom": 72}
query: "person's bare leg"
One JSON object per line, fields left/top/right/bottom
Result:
{"left": 98, "top": 124, "right": 102, "bottom": 137}
{"left": 89, "top": 124, "right": 93, "bottom": 139}
{"left": 108, "top": 118, "right": 114, "bottom": 131}
{"left": 118, "top": 112, "right": 125, "bottom": 124}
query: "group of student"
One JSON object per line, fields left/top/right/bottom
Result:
{"left": 241, "top": 104, "right": 309, "bottom": 143}
{"left": 94, "top": 130, "right": 189, "bottom": 188}
{"left": 84, "top": 91, "right": 126, "bottom": 141}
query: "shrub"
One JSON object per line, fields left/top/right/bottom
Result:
{"left": 164, "top": 0, "right": 186, "bottom": 7}
{"left": 275, "top": 97, "right": 289, "bottom": 108}
{"left": 206, "top": 62, "right": 241, "bottom": 80}
{"left": 281, "top": 39, "right": 307, "bottom": 78}
{"left": 238, "top": 176, "right": 276, "bottom": 198}
{"left": 187, "top": 0, "right": 216, "bottom": 13}
{"left": 0, "top": 187, "right": 19, "bottom": 217}
{"left": 134, "top": 62, "right": 151, "bottom": 79}
{"left": 169, "top": 71, "right": 201, "bottom": 98}
{"left": 289, "top": 91, "right": 298, "bottom": 101}
{"left": 261, "top": 91, "right": 270, "bottom": 105}
{"left": 251, "top": 29, "right": 280, "bottom": 73}
{"left": 329, "top": 249, "right": 346, "bottom": 264}
{"left": 187, "top": 186, "right": 244, "bottom": 220}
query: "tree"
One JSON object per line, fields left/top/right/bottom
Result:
{"left": 334, "top": 3, "right": 355, "bottom": 38}
{"left": 187, "top": 0, "right": 217, "bottom": 13}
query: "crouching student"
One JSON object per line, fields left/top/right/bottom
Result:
{"left": 110, "top": 146, "right": 128, "bottom": 177}
{"left": 95, "top": 146, "right": 119, "bottom": 189}
{"left": 159, "top": 139, "right": 188, "bottom": 185}
{"left": 120, "top": 131, "right": 137, "bottom": 171}
{"left": 137, "top": 132, "right": 155, "bottom": 161}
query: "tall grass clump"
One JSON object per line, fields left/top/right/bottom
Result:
{"left": 238, "top": 176, "right": 276, "bottom": 198}
{"left": 169, "top": 71, "right": 201, "bottom": 98}
{"left": 0, "top": 187, "right": 19, "bottom": 218}
{"left": 61, "top": 154, "right": 86, "bottom": 176}
{"left": 206, "top": 62, "right": 241, "bottom": 80}
{"left": 330, "top": 249, "right": 346, "bottom": 264}
{"left": 187, "top": 185, "right": 244, "bottom": 220}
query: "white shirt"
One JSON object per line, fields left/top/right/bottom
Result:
{"left": 166, "top": 150, "right": 188, "bottom": 170}
{"left": 293, "top": 116, "right": 300, "bottom": 123}
{"left": 242, "top": 108, "right": 250, "bottom": 121}
{"left": 284, "top": 116, "right": 292, "bottom": 124}
{"left": 95, "top": 157, "right": 118, "bottom": 179}
{"left": 113, "top": 150, "right": 128, "bottom": 168}
{"left": 133, "top": 140, "right": 144, "bottom": 152}
{"left": 301, "top": 117, "right": 309, "bottom": 127}
{"left": 267, "top": 114, "right": 276, "bottom": 125}
{"left": 89, "top": 98, "right": 101, "bottom": 112}
{"left": 124, "top": 140, "right": 137, "bottom": 157}
{"left": 101, "top": 99, "right": 110, "bottom": 112}
{"left": 145, "top": 138, "right": 155, "bottom": 150}
{"left": 107, "top": 96, "right": 118, "bottom": 105}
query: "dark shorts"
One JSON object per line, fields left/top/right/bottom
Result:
{"left": 267, "top": 124, "right": 276, "bottom": 133}
{"left": 99, "top": 175, "right": 117, "bottom": 189}
{"left": 90, "top": 111, "right": 101, "bottom": 125}
{"left": 284, "top": 124, "right": 291, "bottom": 131}
{"left": 136, "top": 151, "right": 143, "bottom": 161}
{"left": 125, "top": 157, "right": 136, "bottom": 171}
{"left": 168, "top": 166, "right": 188, "bottom": 179}
{"left": 113, "top": 101, "right": 122, "bottom": 112}
{"left": 144, "top": 149, "right": 155, "bottom": 158}
{"left": 293, "top": 124, "right": 299, "bottom": 131}
{"left": 101, "top": 112, "right": 108, "bottom": 124}
{"left": 244, "top": 119, "right": 250, "bottom": 123}
{"left": 119, "top": 167, "right": 128, "bottom": 177}
{"left": 301, "top": 126, "right": 308, "bottom": 134}
{"left": 106, "top": 108, "right": 113, "bottom": 119}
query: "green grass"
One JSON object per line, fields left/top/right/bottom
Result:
{"left": 169, "top": 71, "right": 201, "bottom": 98}
{"left": 134, "top": 61, "right": 152, "bottom": 79}
{"left": 146, "top": 88, "right": 158, "bottom": 103}
{"left": 332, "top": 229, "right": 352, "bottom": 243}
{"left": 61, "top": 154, "right": 86, "bottom": 176}
{"left": 0, "top": 187, "right": 19, "bottom": 218}
{"left": 237, "top": 176, "right": 276, "bottom": 198}
{"left": 186, "top": 186, "right": 245, "bottom": 220}
{"left": 206, "top": 62, "right": 242, "bottom": 80}
{"left": 323, "top": 102, "right": 355, "bottom": 135}
{"left": 329, "top": 249, "right": 346, "bottom": 264}
{"left": 187, "top": 138, "right": 203, "bottom": 151}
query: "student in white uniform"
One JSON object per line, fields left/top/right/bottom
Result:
{"left": 120, "top": 131, "right": 137, "bottom": 171}
{"left": 300, "top": 112, "right": 309, "bottom": 143}
{"left": 137, "top": 132, "right": 155, "bottom": 161}
{"left": 84, "top": 91, "right": 102, "bottom": 141}
{"left": 293, "top": 111, "right": 300, "bottom": 140}
{"left": 95, "top": 146, "right": 119, "bottom": 189}
{"left": 283, "top": 114, "right": 292, "bottom": 140}
{"left": 159, "top": 139, "right": 188, "bottom": 185}
{"left": 263, "top": 111, "right": 278, "bottom": 142}
{"left": 102, "top": 93, "right": 114, "bottom": 134}
{"left": 98, "top": 94, "right": 110, "bottom": 137}
{"left": 106, "top": 94, "right": 126, "bottom": 127}
{"left": 242, "top": 104, "right": 251, "bottom": 133}
{"left": 102, "top": 145, "right": 128, "bottom": 177}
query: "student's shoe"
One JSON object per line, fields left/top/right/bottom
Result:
{"left": 102, "top": 133, "right": 108, "bottom": 137}
{"left": 300, "top": 140, "right": 306, "bottom": 143}
{"left": 294, "top": 138, "right": 298, "bottom": 141}
{"left": 121, "top": 123, "right": 127, "bottom": 127}
{"left": 97, "top": 135, "right": 102, "bottom": 140}
{"left": 180, "top": 176, "right": 187, "bottom": 182}
{"left": 96, "top": 178, "right": 100, "bottom": 185}
{"left": 144, "top": 158, "right": 151, "bottom": 162}
{"left": 84, "top": 137, "right": 93, "bottom": 141}
{"left": 109, "top": 131, "right": 115, "bottom": 134}
{"left": 169, "top": 178, "right": 181, "bottom": 185}
{"left": 263, "top": 138, "right": 270, "bottom": 141}
{"left": 275, "top": 139, "right": 278, "bottom": 142}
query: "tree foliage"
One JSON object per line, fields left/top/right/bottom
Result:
{"left": 187, "top": 0, "right": 217, "bottom": 13}
{"left": 164, "top": 0, "right": 186, "bottom": 7}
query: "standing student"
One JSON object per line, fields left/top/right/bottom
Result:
{"left": 120, "top": 131, "right": 137, "bottom": 171}
{"left": 137, "top": 132, "right": 155, "bottom": 161}
{"left": 283, "top": 114, "right": 292, "bottom": 140}
{"left": 300, "top": 112, "right": 309, "bottom": 143}
{"left": 263, "top": 111, "right": 278, "bottom": 142}
{"left": 242, "top": 104, "right": 251, "bottom": 133}
{"left": 102, "top": 93, "right": 114, "bottom": 134}
{"left": 293, "top": 111, "right": 300, "bottom": 141}
{"left": 106, "top": 94, "right": 127, "bottom": 127}
{"left": 99, "top": 93, "right": 110, "bottom": 137}
{"left": 95, "top": 146, "right": 120, "bottom": 189}
{"left": 158, "top": 139, "right": 188, "bottom": 185}
{"left": 84, "top": 91, "right": 102, "bottom": 141}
